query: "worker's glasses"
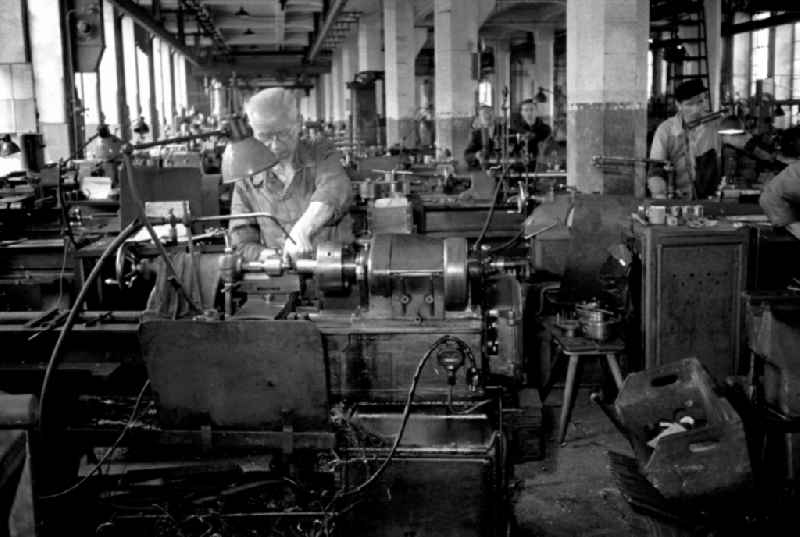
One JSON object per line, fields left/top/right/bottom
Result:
{"left": 255, "top": 129, "right": 294, "bottom": 144}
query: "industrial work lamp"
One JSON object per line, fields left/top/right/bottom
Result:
{"left": 220, "top": 116, "right": 279, "bottom": 183}
{"left": 120, "top": 115, "right": 277, "bottom": 183}
{"left": 717, "top": 115, "right": 746, "bottom": 136}
{"left": 0, "top": 134, "right": 21, "bottom": 157}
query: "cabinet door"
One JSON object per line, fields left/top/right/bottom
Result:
{"left": 647, "top": 234, "right": 747, "bottom": 379}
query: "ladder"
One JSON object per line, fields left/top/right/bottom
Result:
{"left": 651, "top": 0, "right": 712, "bottom": 109}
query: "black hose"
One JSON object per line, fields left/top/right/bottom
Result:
{"left": 38, "top": 219, "right": 141, "bottom": 434}
{"left": 487, "top": 229, "right": 525, "bottom": 256}
{"left": 472, "top": 174, "right": 505, "bottom": 253}
{"left": 122, "top": 153, "right": 202, "bottom": 314}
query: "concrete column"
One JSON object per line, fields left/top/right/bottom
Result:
{"left": 27, "top": 0, "right": 70, "bottom": 160}
{"left": 306, "top": 87, "right": 318, "bottom": 121}
{"left": 567, "top": 0, "right": 649, "bottom": 196}
{"left": 0, "top": 0, "right": 37, "bottom": 138}
{"left": 331, "top": 49, "right": 343, "bottom": 123}
{"left": 299, "top": 94, "right": 308, "bottom": 120}
{"left": 314, "top": 79, "right": 325, "bottom": 122}
{"left": 322, "top": 73, "right": 333, "bottom": 123}
{"left": 705, "top": 0, "right": 721, "bottom": 109}
{"left": 434, "top": 0, "right": 479, "bottom": 163}
{"left": 532, "top": 27, "right": 554, "bottom": 123}
{"left": 774, "top": 23, "right": 793, "bottom": 129}
{"left": 341, "top": 31, "right": 358, "bottom": 122}
{"left": 358, "top": 10, "right": 383, "bottom": 72}
{"left": 486, "top": 38, "right": 511, "bottom": 120}
{"left": 384, "top": 0, "right": 416, "bottom": 147}
{"left": 732, "top": 30, "right": 750, "bottom": 100}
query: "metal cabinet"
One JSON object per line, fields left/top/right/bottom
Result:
{"left": 631, "top": 223, "right": 749, "bottom": 380}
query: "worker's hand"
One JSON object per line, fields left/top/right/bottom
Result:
{"left": 282, "top": 224, "right": 313, "bottom": 265}
{"left": 647, "top": 176, "right": 668, "bottom": 199}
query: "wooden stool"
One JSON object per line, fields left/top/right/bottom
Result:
{"left": 540, "top": 327, "right": 625, "bottom": 444}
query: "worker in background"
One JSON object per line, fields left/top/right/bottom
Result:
{"left": 512, "top": 99, "right": 552, "bottom": 170}
{"left": 464, "top": 105, "right": 502, "bottom": 169}
{"left": 648, "top": 79, "right": 775, "bottom": 199}
{"left": 228, "top": 88, "right": 353, "bottom": 264}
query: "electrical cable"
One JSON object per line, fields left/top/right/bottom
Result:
{"left": 487, "top": 229, "right": 525, "bottom": 256}
{"left": 326, "top": 335, "right": 473, "bottom": 510}
{"left": 56, "top": 159, "right": 80, "bottom": 250}
{"left": 38, "top": 219, "right": 141, "bottom": 434}
{"left": 122, "top": 153, "right": 203, "bottom": 314}
{"left": 471, "top": 174, "right": 505, "bottom": 254}
{"left": 39, "top": 379, "right": 151, "bottom": 500}
{"left": 55, "top": 239, "right": 69, "bottom": 308}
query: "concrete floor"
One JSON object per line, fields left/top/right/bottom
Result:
{"left": 512, "top": 388, "right": 651, "bottom": 537}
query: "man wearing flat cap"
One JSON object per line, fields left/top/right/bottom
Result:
{"left": 648, "top": 79, "right": 722, "bottom": 199}
{"left": 648, "top": 79, "right": 776, "bottom": 199}
{"left": 228, "top": 88, "right": 353, "bottom": 264}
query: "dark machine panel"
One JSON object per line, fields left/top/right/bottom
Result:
{"left": 632, "top": 223, "right": 749, "bottom": 379}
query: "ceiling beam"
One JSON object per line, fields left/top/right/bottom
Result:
{"left": 213, "top": 14, "right": 314, "bottom": 31}
{"left": 106, "top": 0, "right": 201, "bottom": 65}
{"left": 722, "top": 12, "right": 800, "bottom": 36}
{"left": 198, "top": 56, "right": 331, "bottom": 77}
{"left": 225, "top": 34, "right": 308, "bottom": 47}
{"left": 306, "top": 0, "right": 347, "bottom": 62}
{"left": 179, "top": 0, "right": 231, "bottom": 56}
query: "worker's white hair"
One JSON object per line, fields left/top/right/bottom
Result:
{"left": 244, "top": 88, "right": 300, "bottom": 127}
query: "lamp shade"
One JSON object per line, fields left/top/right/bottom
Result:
{"left": 717, "top": 115, "right": 745, "bottom": 136}
{"left": 535, "top": 87, "right": 548, "bottom": 103}
{"left": 0, "top": 135, "right": 20, "bottom": 157}
{"left": 220, "top": 116, "right": 279, "bottom": 183}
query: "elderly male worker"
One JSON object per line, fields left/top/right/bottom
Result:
{"left": 512, "top": 98, "right": 551, "bottom": 169}
{"left": 228, "top": 88, "right": 353, "bottom": 263}
{"left": 760, "top": 161, "right": 800, "bottom": 240}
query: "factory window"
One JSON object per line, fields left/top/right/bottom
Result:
{"left": 158, "top": 40, "right": 174, "bottom": 135}
{"left": 750, "top": 13, "right": 771, "bottom": 94}
{"left": 174, "top": 54, "right": 188, "bottom": 115}
{"left": 153, "top": 37, "right": 164, "bottom": 136}
{"left": 794, "top": 22, "right": 800, "bottom": 99}
{"left": 478, "top": 79, "right": 493, "bottom": 108}
{"left": 136, "top": 45, "right": 153, "bottom": 139}
{"left": 74, "top": 72, "right": 100, "bottom": 128}
{"left": 98, "top": 0, "right": 119, "bottom": 129}
{"left": 121, "top": 16, "right": 139, "bottom": 128}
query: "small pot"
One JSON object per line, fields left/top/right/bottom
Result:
{"left": 580, "top": 317, "right": 619, "bottom": 341}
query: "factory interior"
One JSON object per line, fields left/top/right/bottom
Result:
{"left": 3, "top": 0, "right": 800, "bottom": 535}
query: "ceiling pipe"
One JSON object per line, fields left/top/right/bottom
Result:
{"left": 106, "top": 0, "right": 201, "bottom": 66}
{"left": 306, "top": 0, "right": 347, "bottom": 62}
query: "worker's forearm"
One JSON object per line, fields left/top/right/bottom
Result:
{"left": 296, "top": 201, "right": 335, "bottom": 237}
